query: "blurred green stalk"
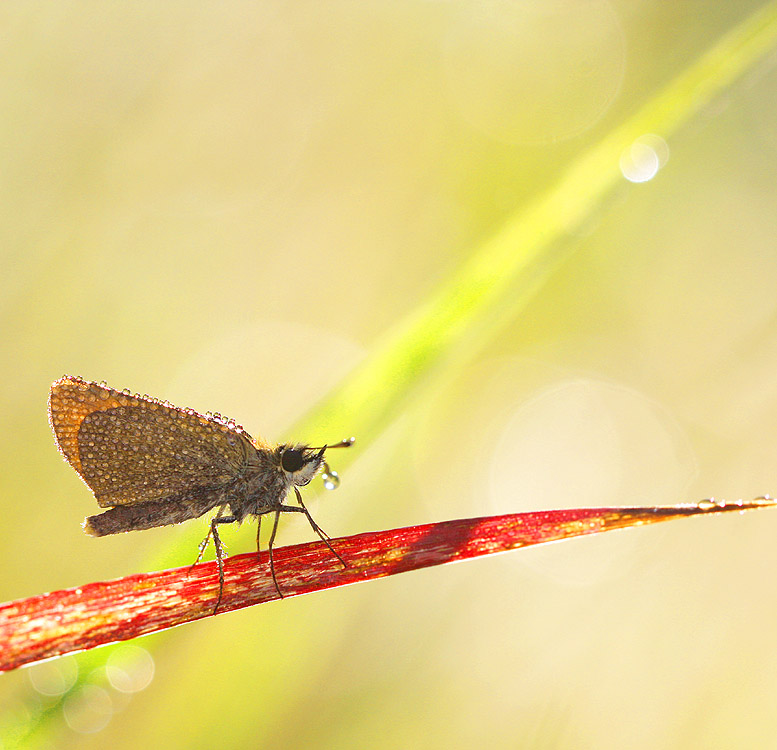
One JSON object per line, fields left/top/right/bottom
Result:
{"left": 293, "top": 0, "right": 777, "bottom": 446}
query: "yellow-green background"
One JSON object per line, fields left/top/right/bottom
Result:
{"left": 3, "top": 1, "right": 777, "bottom": 748}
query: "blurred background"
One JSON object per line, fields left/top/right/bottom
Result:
{"left": 2, "top": 1, "right": 777, "bottom": 748}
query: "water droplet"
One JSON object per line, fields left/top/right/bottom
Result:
{"left": 322, "top": 470, "right": 340, "bottom": 490}
{"left": 697, "top": 498, "right": 716, "bottom": 510}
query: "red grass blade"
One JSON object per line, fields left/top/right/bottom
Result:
{"left": 1, "top": 497, "right": 774, "bottom": 672}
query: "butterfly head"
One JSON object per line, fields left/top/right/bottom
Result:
{"left": 277, "top": 437, "right": 354, "bottom": 488}
{"left": 278, "top": 444, "right": 326, "bottom": 487}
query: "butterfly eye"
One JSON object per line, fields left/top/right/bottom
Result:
{"left": 281, "top": 448, "right": 304, "bottom": 473}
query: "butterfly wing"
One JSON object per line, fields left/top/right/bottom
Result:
{"left": 49, "top": 376, "right": 255, "bottom": 507}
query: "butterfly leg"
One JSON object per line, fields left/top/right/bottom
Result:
{"left": 256, "top": 514, "right": 282, "bottom": 600}
{"left": 189, "top": 505, "right": 229, "bottom": 574}
{"left": 209, "top": 513, "right": 238, "bottom": 615}
{"left": 267, "top": 510, "right": 283, "bottom": 599}
{"left": 279, "top": 488, "right": 347, "bottom": 569}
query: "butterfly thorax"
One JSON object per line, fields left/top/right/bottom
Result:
{"left": 228, "top": 446, "right": 291, "bottom": 521}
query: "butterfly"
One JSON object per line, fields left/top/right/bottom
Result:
{"left": 48, "top": 375, "right": 353, "bottom": 613}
